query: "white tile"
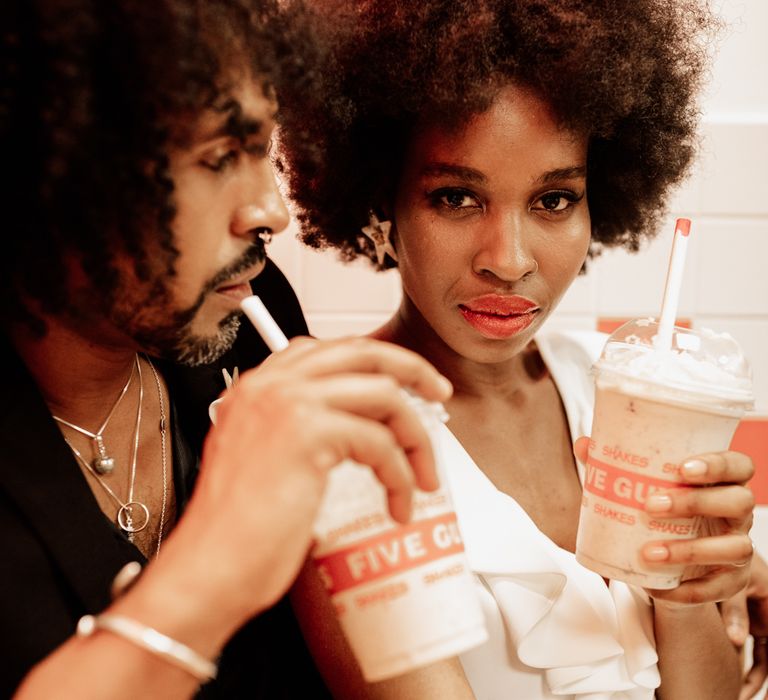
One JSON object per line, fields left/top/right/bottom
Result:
{"left": 666, "top": 175, "right": 701, "bottom": 213}
{"left": 752, "top": 506, "right": 768, "bottom": 560}
{"left": 702, "top": 0, "right": 768, "bottom": 116}
{"left": 555, "top": 270, "right": 594, "bottom": 314}
{"left": 694, "top": 317, "right": 768, "bottom": 413}
{"left": 301, "top": 248, "right": 401, "bottom": 314}
{"left": 592, "top": 218, "right": 698, "bottom": 317}
{"left": 267, "top": 218, "right": 303, "bottom": 289}
{"left": 696, "top": 122, "right": 768, "bottom": 216}
{"left": 695, "top": 218, "right": 768, "bottom": 315}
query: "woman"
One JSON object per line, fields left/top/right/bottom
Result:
{"left": 279, "top": 1, "right": 753, "bottom": 698}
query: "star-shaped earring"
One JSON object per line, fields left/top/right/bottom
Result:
{"left": 361, "top": 212, "right": 398, "bottom": 265}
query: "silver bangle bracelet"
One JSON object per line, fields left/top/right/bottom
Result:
{"left": 77, "top": 613, "right": 218, "bottom": 682}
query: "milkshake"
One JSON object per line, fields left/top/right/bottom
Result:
{"left": 237, "top": 296, "right": 486, "bottom": 680}
{"left": 312, "top": 396, "right": 487, "bottom": 681}
{"left": 575, "top": 318, "right": 753, "bottom": 589}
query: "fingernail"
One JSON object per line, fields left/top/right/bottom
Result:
{"left": 646, "top": 494, "right": 673, "bottom": 512}
{"left": 682, "top": 459, "right": 707, "bottom": 477}
{"left": 644, "top": 545, "right": 670, "bottom": 561}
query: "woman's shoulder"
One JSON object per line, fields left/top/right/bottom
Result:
{"left": 535, "top": 328, "right": 608, "bottom": 369}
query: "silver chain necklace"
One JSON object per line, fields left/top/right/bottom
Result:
{"left": 52, "top": 356, "right": 138, "bottom": 474}
{"left": 147, "top": 356, "right": 168, "bottom": 557}
{"left": 63, "top": 356, "right": 168, "bottom": 557}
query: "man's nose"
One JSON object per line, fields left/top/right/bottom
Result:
{"left": 230, "top": 159, "right": 290, "bottom": 240}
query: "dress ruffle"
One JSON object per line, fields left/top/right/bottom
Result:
{"left": 438, "top": 424, "right": 659, "bottom": 699}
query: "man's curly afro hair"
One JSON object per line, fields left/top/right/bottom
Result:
{"left": 277, "top": 0, "right": 718, "bottom": 269}
{"left": 1, "top": 0, "right": 319, "bottom": 331}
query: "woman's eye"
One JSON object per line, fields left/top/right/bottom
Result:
{"left": 430, "top": 188, "right": 482, "bottom": 212}
{"left": 531, "top": 190, "right": 583, "bottom": 214}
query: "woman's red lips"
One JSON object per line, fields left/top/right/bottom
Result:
{"left": 461, "top": 294, "right": 538, "bottom": 315}
{"left": 459, "top": 294, "right": 539, "bottom": 339}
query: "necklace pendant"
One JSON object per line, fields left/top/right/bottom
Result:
{"left": 117, "top": 502, "right": 150, "bottom": 534}
{"left": 92, "top": 436, "right": 114, "bottom": 474}
{"left": 93, "top": 456, "right": 115, "bottom": 474}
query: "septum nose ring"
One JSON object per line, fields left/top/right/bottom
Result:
{"left": 255, "top": 228, "right": 273, "bottom": 245}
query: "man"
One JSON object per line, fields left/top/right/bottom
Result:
{"left": 1, "top": 1, "right": 450, "bottom": 697}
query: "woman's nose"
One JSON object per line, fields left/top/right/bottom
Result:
{"left": 472, "top": 212, "right": 538, "bottom": 282}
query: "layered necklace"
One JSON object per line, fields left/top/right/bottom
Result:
{"left": 53, "top": 358, "right": 137, "bottom": 474}
{"left": 55, "top": 355, "right": 168, "bottom": 557}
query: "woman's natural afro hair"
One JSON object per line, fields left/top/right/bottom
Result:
{"left": 277, "top": 0, "right": 718, "bottom": 269}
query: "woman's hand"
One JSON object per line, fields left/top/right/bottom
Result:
{"left": 639, "top": 450, "right": 754, "bottom": 607}
{"left": 573, "top": 438, "right": 754, "bottom": 606}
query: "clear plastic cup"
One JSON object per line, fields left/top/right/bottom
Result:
{"left": 311, "top": 396, "right": 487, "bottom": 681}
{"left": 575, "top": 318, "right": 754, "bottom": 589}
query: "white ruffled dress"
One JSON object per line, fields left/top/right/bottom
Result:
{"left": 444, "top": 331, "right": 660, "bottom": 700}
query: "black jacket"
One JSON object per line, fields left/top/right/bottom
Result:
{"left": 0, "top": 259, "right": 330, "bottom": 698}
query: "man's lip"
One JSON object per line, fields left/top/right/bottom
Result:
{"left": 460, "top": 294, "right": 538, "bottom": 315}
{"left": 214, "top": 259, "right": 266, "bottom": 292}
{"left": 215, "top": 281, "right": 253, "bottom": 302}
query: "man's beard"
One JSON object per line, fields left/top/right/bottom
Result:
{"left": 172, "top": 311, "right": 242, "bottom": 366}
{"left": 111, "top": 242, "right": 265, "bottom": 366}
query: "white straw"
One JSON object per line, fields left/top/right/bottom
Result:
{"left": 241, "top": 295, "right": 290, "bottom": 352}
{"left": 656, "top": 218, "right": 691, "bottom": 350}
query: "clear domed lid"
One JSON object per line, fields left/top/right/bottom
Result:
{"left": 595, "top": 318, "right": 754, "bottom": 409}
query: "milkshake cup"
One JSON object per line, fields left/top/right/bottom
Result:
{"left": 311, "top": 395, "right": 487, "bottom": 682}
{"left": 236, "top": 296, "right": 486, "bottom": 680}
{"left": 575, "top": 318, "right": 753, "bottom": 589}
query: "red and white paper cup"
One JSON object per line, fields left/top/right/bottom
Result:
{"left": 311, "top": 397, "right": 487, "bottom": 681}
{"left": 576, "top": 319, "right": 753, "bottom": 588}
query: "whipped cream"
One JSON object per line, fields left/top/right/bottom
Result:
{"left": 595, "top": 322, "right": 753, "bottom": 410}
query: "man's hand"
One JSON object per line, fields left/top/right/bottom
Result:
{"left": 179, "top": 336, "right": 453, "bottom": 619}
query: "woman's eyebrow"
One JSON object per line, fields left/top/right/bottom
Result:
{"left": 421, "top": 163, "right": 488, "bottom": 185}
{"left": 536, "top": 165, "right": 587, "bottom": 184}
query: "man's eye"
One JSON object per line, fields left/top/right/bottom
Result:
{"left": 200, "top": 149, "right": 239, "bottom": 172}
{"left": 244, "top": 141, "right": 270, "bottom": 158}
{"left": 200, "top": 138, "right": 270, "bottom": 172}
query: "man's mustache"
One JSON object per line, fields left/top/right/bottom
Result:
{"left": 204, "top": 241, "right": 267, "bottom": 294}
